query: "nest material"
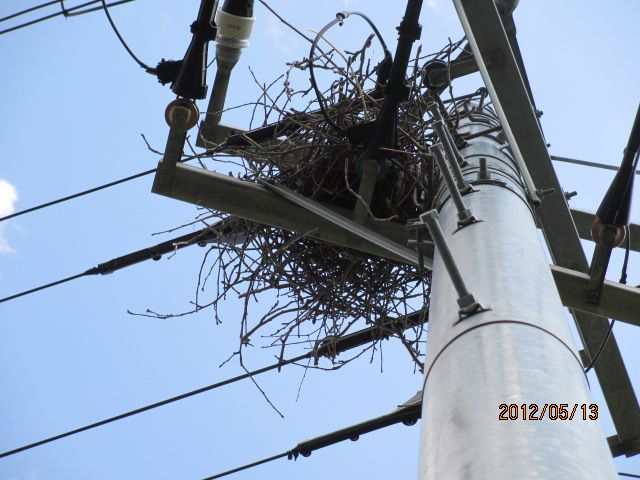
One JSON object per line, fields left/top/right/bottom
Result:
{"left": 165, "top": 34, "right": 470, "bottom": 369}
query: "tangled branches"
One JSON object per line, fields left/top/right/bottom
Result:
{"left": 156, "top": 32, "right": 474, "bottom": 372}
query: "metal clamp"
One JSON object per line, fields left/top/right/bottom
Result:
{"left": 419, "top": 209, "right": 485, "bottom": 319}
{"left": 429, "top": 105, "right": 472, "bottom": 193}
{"left": 430, "top": 144, "right": 477, "bottom": 228}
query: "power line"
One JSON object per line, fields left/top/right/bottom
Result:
{"left": 202, "top": 452, "right": 290, "bottom": 480}
{"left": 0, "top": 354, "right": 307, "bottom": 460}
{"left": 0, "top": 311, "right": 426, "bottom": 459}
{"left": 584, "top": 225, "right": 632, "bottom": 374}
{"left": 0, "top": 167, "right": 155, "bottom": 224}
{"left": 0, "top": 0, "right": 59, "bottom": 23}
{"left": 0, "top": 223, "right": 238, "bottom": 304}
{"left": 584, "top": 319, "right": 616, "bottom": 374}
{"left": 0, "top": 0, "right": 135, "bottom": 36}
{"left": 201, "top": 400, "right": 422, "bottom": 479}
{"left": 99, "top": 0, "right": 155, "bottom": 73}
{"left": 0, "top": 126, "right": 269, "bottom": 225}
{"left": 551, "top": 155, "right": 640, "bottom": 176}
{"left": 0, "top": 272, "right": 89, "bottom": 304}
{"left": 199, "top": 383, "right": 640, "bottom": 480}
{"left": 0, "top": 114, "right": 308, "bottom": 225}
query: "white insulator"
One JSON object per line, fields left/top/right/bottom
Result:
{"left": 214, "top": 9, "right": 255, "bottom": 50}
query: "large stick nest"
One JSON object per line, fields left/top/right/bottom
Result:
{"left": 158, "top": 33, "right": 471, "bottom": 370}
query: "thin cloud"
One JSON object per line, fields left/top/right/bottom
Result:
{"left": 0, "top": 179, "right": 18, "bottom": 253}
{"left": 267, "top": 16, "right": 294, "bottom": 55}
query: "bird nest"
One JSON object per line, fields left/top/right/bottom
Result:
{"left": 156, "top": 33, "right": 472, "bottom": 371}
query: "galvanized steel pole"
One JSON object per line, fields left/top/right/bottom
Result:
{"left": 417, "top": 103, "right": 617, "bottom": 479}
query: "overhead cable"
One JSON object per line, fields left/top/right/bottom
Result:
{"left": 0, "top": 354, "right": 307, "bottom": 459}
{"left": 308, "top": 11, "right": 391, "bottom": 136}
{"left": 0, "top": 311, "right": 427, "bottom": 459}
{"left": 0, "top": 167, "right": 155, "bottom": 224}
{"left": 551, "top": 155, "right": 640, "bottom": 176}
{"left": 99, "top": 0, "right": 155, "bottom": 73}
{"left": 201, "top": 398, "right": 422, "bottom": 479}
{"left": 584, "top": 226, "right": 631, "bottom": 374}
{"left": 0, "top": 222, "right": 241, "bottom": 304}
{"left": 0, "top": 150, "right": 205, "bottom": 224}
{"left": 202, "top": 399, "right": 640, "bottom": 480}
{"left": 0, "top": 0, "right": 59, "bottom": 23}
{"left": 0, "top": 0, "right": 135, "bottom": 36}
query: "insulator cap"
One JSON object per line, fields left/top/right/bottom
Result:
{"left": 422, "top": 59, "right": 450, "bottom": 90}
{"left": 215, "top": 9, "right": 256, "bottom": 50}
{"left": 221, "top": 0, "right": 254, "bottom": 17}
{"left": 165, "top": 98, "right": 200, "bottom": 129}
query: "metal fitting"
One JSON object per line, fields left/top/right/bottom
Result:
{"left": 419, "top": 209, "right": 484, "bottom": 318}
{"left": 430, "top": 144, "right": 477, "bottom": 228}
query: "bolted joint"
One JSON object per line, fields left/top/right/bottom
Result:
{"left": 457, "top": 208, "right": 476, "bottom": 227}
{"left": 564, "top": 190, "right": 578, "bottom": 200}
{"left": 477, "top": 157, "right": 491, "bottom": 180}
{"left": 536, "top": 187, "right": 556, "bottom": 199}
{"left": 457, "top": 293, "right": 482, "bottom": 316}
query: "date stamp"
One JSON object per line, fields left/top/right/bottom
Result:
{"left": 498, "top": 403, "right": 598, "bottom": 421}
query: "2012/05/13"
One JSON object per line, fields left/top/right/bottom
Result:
{"left": 498, "top": 403, "right": 598, "bottom": 421}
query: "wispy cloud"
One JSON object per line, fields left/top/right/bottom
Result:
{"left": 0, "top": 179, "right": 18, "bottom": 253}
{"left": 266, "top": 16, "right": 294, "bottom": 55}
{"left": 426, "top": 0, "right": 441, "bottom": 10}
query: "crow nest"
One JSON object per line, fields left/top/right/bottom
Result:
{"left": 160, "top": 34, "right": 471, "bottom": 371}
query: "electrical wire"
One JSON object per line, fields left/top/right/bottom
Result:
{"left": 0, "top": 144, "right": 210, "bottom": 224}
{"left": 0, "top": 354, "right": 308, "bottom": 459}
{"left": 584, "top": 224, "right": 632, "bottom": 374}
{"left": 584, "top": 319, "right": 616, "bottom": 374}
{"left": 0, "top": 0, "right": 135, "bottom": 36}
{"left": 551, "top": 155, "right": 640, "bottom": 176}
{"left": 0, "top": 223, "right": 234, "bottom": 304}
{"left": 309, "top": 11, "right": 391, "bottom": 136}
{"left": 620, "top": 225, "right": 631, "bottom": 285}
{"left": 309, "top": 14, "right": 355, "bottom": 136}
{"left": 202, "top": 452, "right": 290, "bottom": 480}
{"left": 200, "top": 401, "right": 422, "bottom": 479}
{"left": 99, "top": 0, "right": 155, "bottom": 73}
{"left": 620, "top": 473, "right": 640, "bottom": 478}
{"left": 0, "top": 167, "right": 155, "bottom": 224}
{"left": 0, "top": 311, "right": 427, "bottom": 459}
{"left": 0, "top": 272, "right": 89, "bottom": 304}
{"left": 10, "top": 135, "right": 619, "bottom": 230}
{"left": 0, "top": 0, "right": 59, "bottom": 23}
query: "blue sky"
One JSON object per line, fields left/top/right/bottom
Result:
{"left": 0, "top": 1, "right": 639, "bottom": 479}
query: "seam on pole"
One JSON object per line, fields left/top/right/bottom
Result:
{"left": 434, "top": 180, "right": 533, "bottom": 219}
{"left": 421, "top": 319, "right": 585, "bottom": 392}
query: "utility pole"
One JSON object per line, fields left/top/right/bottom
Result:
{"left": 150, "top": 1, "right": 640, "bottom": 476}
{"left": 416, "top": 101, "right": 617, "bottom": 478}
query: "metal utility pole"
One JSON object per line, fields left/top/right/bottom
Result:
{"left": 416, "top": 102, "right": 617, "bottom": 479}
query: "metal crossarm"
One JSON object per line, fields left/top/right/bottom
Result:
{"left": 152, "top": 163, "right": 414, "bottom": 264}
{"left": 571, "top": 209, "right": 640, "bottom": 254}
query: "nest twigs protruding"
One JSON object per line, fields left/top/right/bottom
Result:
{"left": 152, "top": 36, "right": 474, "bottom": 372}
